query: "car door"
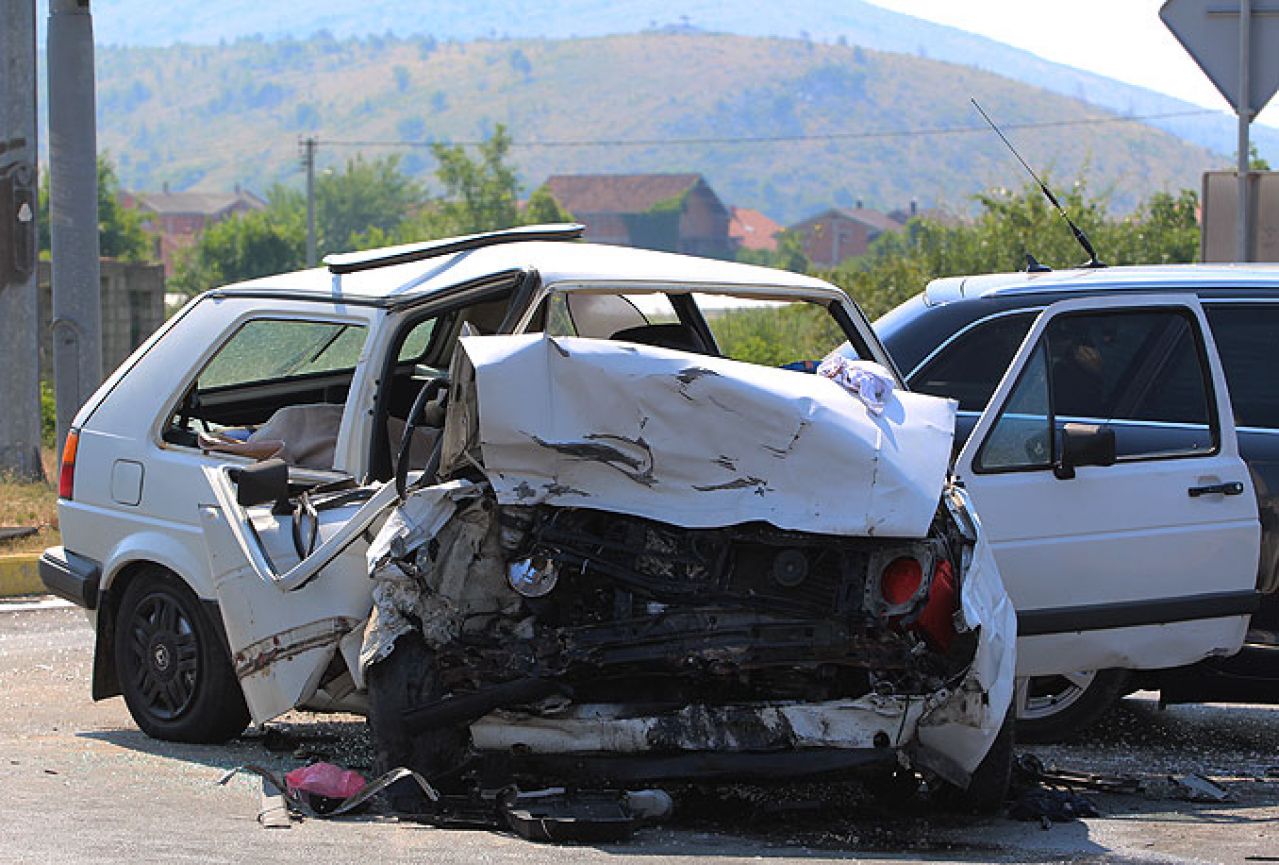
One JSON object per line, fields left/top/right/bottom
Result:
{"left": 955, "top": 294, "right": 1260, "bottom": 677}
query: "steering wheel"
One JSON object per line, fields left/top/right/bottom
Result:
{"left": 394, "top": 376, "right": 449, "bottom": 502}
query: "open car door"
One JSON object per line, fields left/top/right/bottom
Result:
{"left": 954, "top": 294, "right": 1260, "bottom": 677}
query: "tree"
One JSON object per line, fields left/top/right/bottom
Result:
{"left": 523, "top": 184, "right": 573, "bottom": 225}
{"left": 168, "top": 194, "right": 305, "bottom": 294}
{"left": 821, "top": 179, "right": 1202, "bottom": 320}
{"left": 428, "top": 125, "right": 521, "bottom": 234}
{"left": 174, "top": 128, "right": 542, "bottom": 294}
{"left": 317, "top": 154, "right": 424, "bottom": 253}
{"left": 37, "top": 153, "right": 152, "bottom": 262}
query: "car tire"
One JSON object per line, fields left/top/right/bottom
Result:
{"left": 114, "top": 569, "right": 250, "bottom": 743}
{"left": 933, "top": 707, "right": 1014, "bottom": 814}
{"left": 1014, "top": 668, "right": 1130, "bottom": 744}
{"left": 366, "top": 631, "right": 469, "bottom": 808}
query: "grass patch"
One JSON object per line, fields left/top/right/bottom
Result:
{"left": 0, "top": 449, "right": 60, "bottom": 556}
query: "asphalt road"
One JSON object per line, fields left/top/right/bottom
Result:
{"left": 2, "top": 598, "right": 1277, "bottom": 865}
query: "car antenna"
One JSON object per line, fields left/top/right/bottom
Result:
{"left": 971, "top": 98, "right": 1105, "bottom": 269}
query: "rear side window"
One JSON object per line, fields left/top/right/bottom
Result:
{"left": 911, "top": 313, "right": 1036, "bottom": 411}
{"left": 1206, "top": 305, "right": 1279, "bottom": 430}
{"left": 200, "top": 319, "right": 367, "bottom": 389}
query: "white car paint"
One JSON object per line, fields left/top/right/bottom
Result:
{"left": 953, "top": 294, "right": 1260, "bottom": 676}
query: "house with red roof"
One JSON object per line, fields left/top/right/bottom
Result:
{"left": 789, "top": 206, "right": 905, "bottom": 267}
{"left": 728, "top": 206, "right": 782, "bottom": 253}
{"left": 542, "top": 173, "right": 734, "bottom": 259}
{"left": 123, "top": 185, "right": 266, "bottom": 275}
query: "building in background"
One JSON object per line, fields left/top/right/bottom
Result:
{"left": 122, "top": 185, "right": 266, "bottom": 275}
{"left": 728, "top": 206, "right": 782, "bottom": 253}
{"left": 789, "top": 206, "right": 905, "bottom": 267}
{"left": 543, "top": 173, "right": 733, "bottom": 258}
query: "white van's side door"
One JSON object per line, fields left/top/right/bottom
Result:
{"left": 955, "top": 294, "right": 1260, "bottom": 676}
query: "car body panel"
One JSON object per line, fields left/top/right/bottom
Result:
{"left": 462, "top": 333, "right": 955, "bottom": 539}
{"left": 952, "top": 294, "right": 1260, "bottom": 676}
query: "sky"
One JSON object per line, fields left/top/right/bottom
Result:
{"left": 864, "top": 0, "right": 1279, "bottom": 129}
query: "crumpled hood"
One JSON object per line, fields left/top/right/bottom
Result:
{"left": 460, "top": 334, "right": 957, "bottom": 538}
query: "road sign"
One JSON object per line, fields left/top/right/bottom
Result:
{"left": 1160, "top": 0, "right": 1279, "bottom": 117}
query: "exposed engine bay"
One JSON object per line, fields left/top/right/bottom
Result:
{"left": 359, "top": 480, "right": 1000, "bottom": 789}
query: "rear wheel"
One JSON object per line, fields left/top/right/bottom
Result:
{"left": 114, "top": 570, "right": 249, "bottom": 743}
{"left": 1014, "top": 669, "right": 1130, "bottom": 744}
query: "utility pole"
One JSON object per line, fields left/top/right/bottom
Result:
{"left": 48, "top": 0, "right": 102, "bottom": 456}
{"left": 0, "top": 0, "right": 44, "bottom": 479}
{"left": 1236, "top": 0, "right": 1252, "bottom": 262}
{"left": 301, "top": 136, "right": 317, "bottom": 267}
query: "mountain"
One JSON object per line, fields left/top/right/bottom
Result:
{"left": 75, "top": 0, "right": 1279, "bottom": 162}
{"left": 91, "top": 32, "right": 1224, "bottom": 224}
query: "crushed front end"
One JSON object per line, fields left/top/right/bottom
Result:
{"left": 359, "top": 334, "right": 1015, "bottom": 793}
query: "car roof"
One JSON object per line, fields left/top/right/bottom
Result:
{"left": 208, "top": 239, "right": 836, "bottom": 307}
{"left": 924, "top": 263, "right": 1279, "bottom": 306}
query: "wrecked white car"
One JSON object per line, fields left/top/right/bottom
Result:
{"left": 42, "top": 225, "right": 1016, "bottom": 809}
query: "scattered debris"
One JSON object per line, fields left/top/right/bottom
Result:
{"left": 1013, "top": 754, "right": 1140, "bottom": 795}
{"left": 285, "top": 763, "right": 368, "bottom": 815}
{"left": 1007, "top": 788, "right": 1100, "bottom": 826}
{"left": 0, "top": 526, "right": 37, "bottom": 542}
{"left": 1166, "top": 773, "right": 1232, "bottom": 803}
{"left": 218, "top": 763, "right": 672, "bottom": 842}
{"left": 257, "top": 778, "right": 292, "bottom": 829}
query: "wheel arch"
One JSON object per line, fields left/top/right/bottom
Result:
{"left": 92, "top": 556, "right": 231, "bottom": 702}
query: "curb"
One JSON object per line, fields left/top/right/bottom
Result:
{"left": 0, "top": 553, "right": 43, "bottom": 598}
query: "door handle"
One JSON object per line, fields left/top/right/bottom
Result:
{"left": 1188, "top": 481, "right": 1245, "bottom": 498}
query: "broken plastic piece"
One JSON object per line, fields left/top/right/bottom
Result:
{"left": 499, "top": 788, "right": 643, "bottom": 842}
{"left": 816, "top": 356, "right": 895, "bottom": 414}
{"left": 285, "top": 762, "right": 367, "bottom": 814}
{"left": 1169, "top": 773, "right": 1231, "bottom": 802}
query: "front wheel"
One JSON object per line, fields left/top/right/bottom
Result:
{"left": 114, "top": 570, "right": 249, "bottom": 743}
{"left": 933, "top": 707, "right": 1014, "bottom": 814}
{"left": 1014, "top": 669, "right": 1130, "bottom": 744}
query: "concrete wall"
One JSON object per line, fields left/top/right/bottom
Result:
{"left": 37, "top": 258, "right": 166, "bottom": 381}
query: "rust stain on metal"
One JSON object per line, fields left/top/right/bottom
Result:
{"left": 233, "top": 617, "right": 361, "bottom": 679}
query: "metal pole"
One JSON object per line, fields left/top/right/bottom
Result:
{"left": 0, "top": 0, "right": 44, "bottom": 479}
{"left": 1237, "top": 0, "right": 1252, "bottom": 262}
{"left": 303, "top": 136, "right": 317, "bottom": 267}
{"left": 48, "top": 0, "right": 102, "bottom": 456}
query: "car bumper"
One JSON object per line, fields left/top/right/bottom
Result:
{"left": 39, "top": 546, "right": 101, "bottom": 610}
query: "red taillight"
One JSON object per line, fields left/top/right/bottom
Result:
{"left": 915, "top": 559, "right": 958, "bottom": 652}
{"left": 58, "top": 429, "right": 79, "bottom": 500}
{"left": 881, "top": 556, "right": 924, "bottom": 606}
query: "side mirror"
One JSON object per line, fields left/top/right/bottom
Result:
{"left": 1053, "top": 422, "right": 1115, "bottom": 480}
{"left": 228, "top": 458, "right": 290, "bottom": 507}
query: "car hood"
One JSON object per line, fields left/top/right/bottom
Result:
{"left": 458, "top": 334, "right": 957, "bottom": 539}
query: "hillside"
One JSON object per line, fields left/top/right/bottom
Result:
{"left": 78, "top": 0, "right": 1278, "bottom": 162}
{"left": 93, "top": 32, "right": 1224, "bottom": 223}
